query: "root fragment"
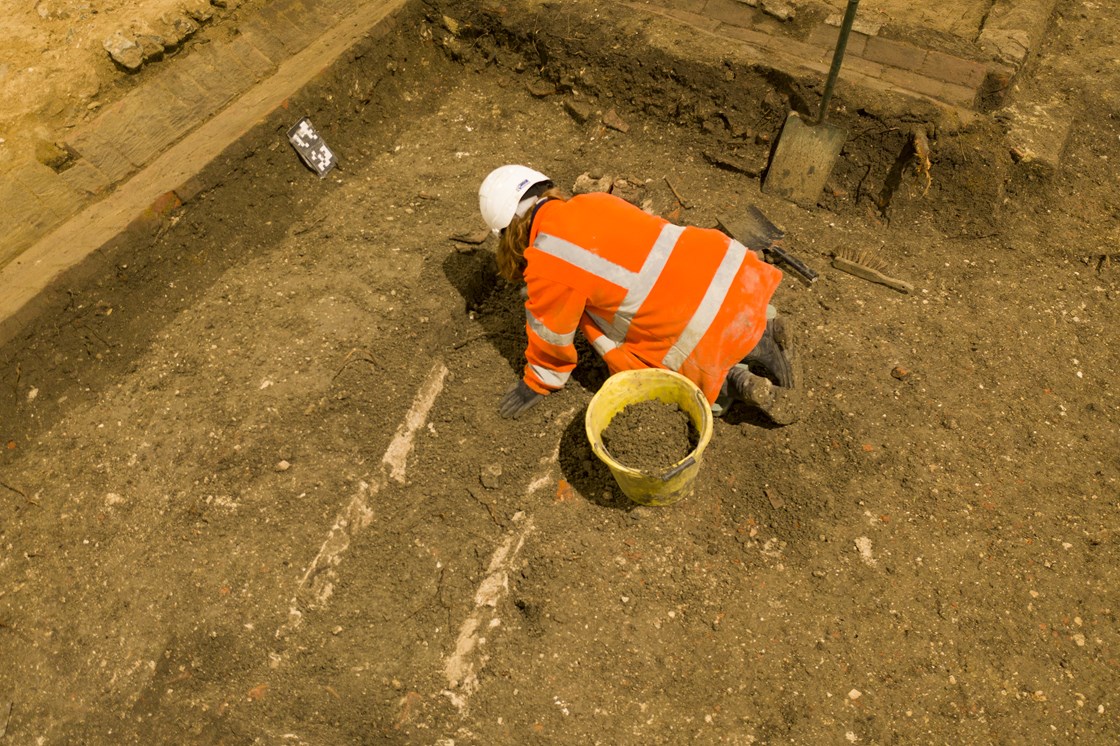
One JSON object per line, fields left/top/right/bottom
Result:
{"left": 911, "top": 126, "right": 932, "bottom": 196}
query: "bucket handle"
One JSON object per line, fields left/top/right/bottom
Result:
{"left": 660, "top": 456, "right": 696, "bottom": 482}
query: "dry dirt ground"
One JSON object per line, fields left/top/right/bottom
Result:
{"left": 2, "top": 0, "right": 1119, "bottom": 744}
{"left": 0, "top": 0, "right": 259, "bottom": 167}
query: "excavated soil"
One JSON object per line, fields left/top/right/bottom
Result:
{"left": 1, "top": 0, "right": 1119, "bottom": 744}
{"left": 603, "top": 401, "right": 699, "bottom": 475}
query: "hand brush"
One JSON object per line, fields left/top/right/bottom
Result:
{"left": 830, "top": 247, "right": 913, "bottom": 294}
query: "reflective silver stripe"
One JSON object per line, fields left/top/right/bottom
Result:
{"left": 616, "top": 224, "right": 684, "bottom": 326}
{"left": 534, "top": 233, "right": 636, "bottom": 288}
{"left": 662, "top": 239, "right": 748, "bottom": 371}
{"left": 529, "top": 364, "right": 570, "bottom": 389}
{"left": 662, "top": 343, "right": 687, "bottom": 372}
{"left": 526, "top": 308, "right": 576, "bottom": 347}
{"left": 535, "top": 227, "right": 687, "bottom": 340}
{"left": 588, "top": 311, "right": 624, "bottom": 343}
{"left": 591, "top": 334, "right": 618, "bottom": 357}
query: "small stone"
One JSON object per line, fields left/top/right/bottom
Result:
{"left": 609, "top": 177, "right": 645, "bottom": 206}
{"left": 890, "top": 365, "right": 910, "bottom": 380}
{"left": 602, "top": 108, "right": 629, "bottom": 133}
{"left": 760, "top": 0, "right": 795, "bottom": 22}
{"left": 526, "top": 80, "right": 556, "bottom": 98}
{"left": 183, "top": 0, "right": 214, "bottom": 23}
{"left": 135, "top": 33, "right": 167, "bottom": 63}
{"left": 103, "top": 31, "right": 144, "bottom": 71}
{"left": 1073, "top": 633, "right": 1086, "bottom": 647}
{"left": 564, "top": 99, "right": 592, "bottom": 124}
{"left": 159, "top": 12, "right": 201, "bottom": 46}
{"left": 848, "top": 688, "right": 862, "bottom": 700}
{"left": 36, "top": 1, "right": 69, "bottom": 19}
{"left": 275, "top": 460, "right": 291, "bottom": 472}
{"left": 572, "top": 172, "right": 612, "bottom": 195}
{"left": 480, "top": 464, "right": 502, "bottom": 489}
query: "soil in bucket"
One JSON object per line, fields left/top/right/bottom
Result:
{"left": 601, "top": 399, "right": 699, "bottom": 474}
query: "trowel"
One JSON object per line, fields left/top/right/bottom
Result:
{"left": 761, "top": 0, "right": 860, "bottom": 208}
{"left": 717, "top": 205, "right": 818, "bottom": 285}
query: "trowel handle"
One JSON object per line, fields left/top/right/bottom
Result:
{"left": 766, "top": 245, "right": 819, "bottom": 284}
{"left": 818, "top": 0, "right": 860, "bottom": 124}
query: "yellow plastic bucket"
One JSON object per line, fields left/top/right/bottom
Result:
{"left": 585, "top": 369, "right": 714, "bottom": 507}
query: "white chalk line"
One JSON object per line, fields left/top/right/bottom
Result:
{"left": 441, "top": 406, "right": 577, "bottom": 713}
{"left": 442, "top": 514, "right": 534, "bottom": 711}
{"left": 276, "top": 361, "right": 448, "bottom": 640}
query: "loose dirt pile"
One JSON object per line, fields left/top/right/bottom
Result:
{"left": 603, "top": 400, "right": 699, "bottom": 474}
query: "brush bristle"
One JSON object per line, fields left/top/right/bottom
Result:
{"left": 834, "top": 246, "right": 888, "bottom": 272}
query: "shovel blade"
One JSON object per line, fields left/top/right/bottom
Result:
{"left": 716, "top": 204, "right": 784, "bottom": 252}
{"left": 761, "top": 111, "right": 848, "bottom": 208}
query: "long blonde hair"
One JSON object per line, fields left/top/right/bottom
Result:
{"left": 496, "top": 186, "right": 565, "bottom": 282}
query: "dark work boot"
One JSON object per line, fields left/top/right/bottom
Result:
{"left": 725, "top": 364, "right": 803, "bottom": 425}
{"left": 742, "top": 315, "right": 796, "bottom": 388}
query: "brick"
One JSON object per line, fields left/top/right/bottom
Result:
{"left": 658, "top": 6, "right": 721, "bottom": 32}
{"left": 153, "top": 62, "right": 213, "bottom": 111}
{"left": 824, "top": 12, "right": 882, "bottom": 37}
{"left": 703, "top": 0, "right": 755, "bottom": 28}
{"left": 777, "top": 36, "right": 831, "bottom": 69}
{"left": 862, "top": 36, "right": 926, "bottom": 72}
{"left": 64, "top": 128, "right": 136, "bottom": 183}
{"left": 238, "top": 17, "right": 294, "bottom": 65}
{"left": 254, "top": 0, "right": 320, "bottom": 56}
{"left": 921, "top": 50, "right": 987, "bottom": 88}
{"left": 838, "top": 28, "right": 869, "bottom": 58}
{"left": 180, "top": 43, "right": 257, "bottom": 113}
{"left": 0, "top": 175, "right": 65, "bottom": 267}
{"left": 148, "top": 190, "right": 183, "bottom": 217}
{"left": 308, "top": 0, "right": 357, "bottom": 24}
{"left": 716, "top": 22, "right": 781, "bottom": 54}
{"left": 0, "top": 178, "right": 44, "bottom": 230}
{"left": 77, "top": 85, "right": 181, "bottom": 171}
{"left": 12, "top": 159, "right": 83, "bottom": 216}
{"left": 839, "top": 55, "right": 885, "bottom": 81}
{"left": 131, "top": 81, "right": 212, "bottom": 156}
{"left": 58, "top": 160, "right": 112, "bottom": 198}
{"left": 880, "top": 67, "right": 976, "bottom": 108}
{"left": 224, "top": 34, "right": 277, "bottom": 82}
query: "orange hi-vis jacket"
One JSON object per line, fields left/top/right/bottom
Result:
{"left": 520, "top": 192, "right": 782, "bottom": 403}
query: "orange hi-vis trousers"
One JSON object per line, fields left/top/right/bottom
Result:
{"left": 520, "top": 192, "right": 782, "bottom": 404}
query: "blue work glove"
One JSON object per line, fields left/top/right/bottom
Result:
{"left": 499, "top": 380, "right": 544, "bottom": 419}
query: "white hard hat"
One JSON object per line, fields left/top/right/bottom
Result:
{"left": 478, "top": 164, "right": 551, "bottom": 234}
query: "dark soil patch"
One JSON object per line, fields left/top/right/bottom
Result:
{"left": 601, "top": 399, "right": 699, "bottom": 474}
